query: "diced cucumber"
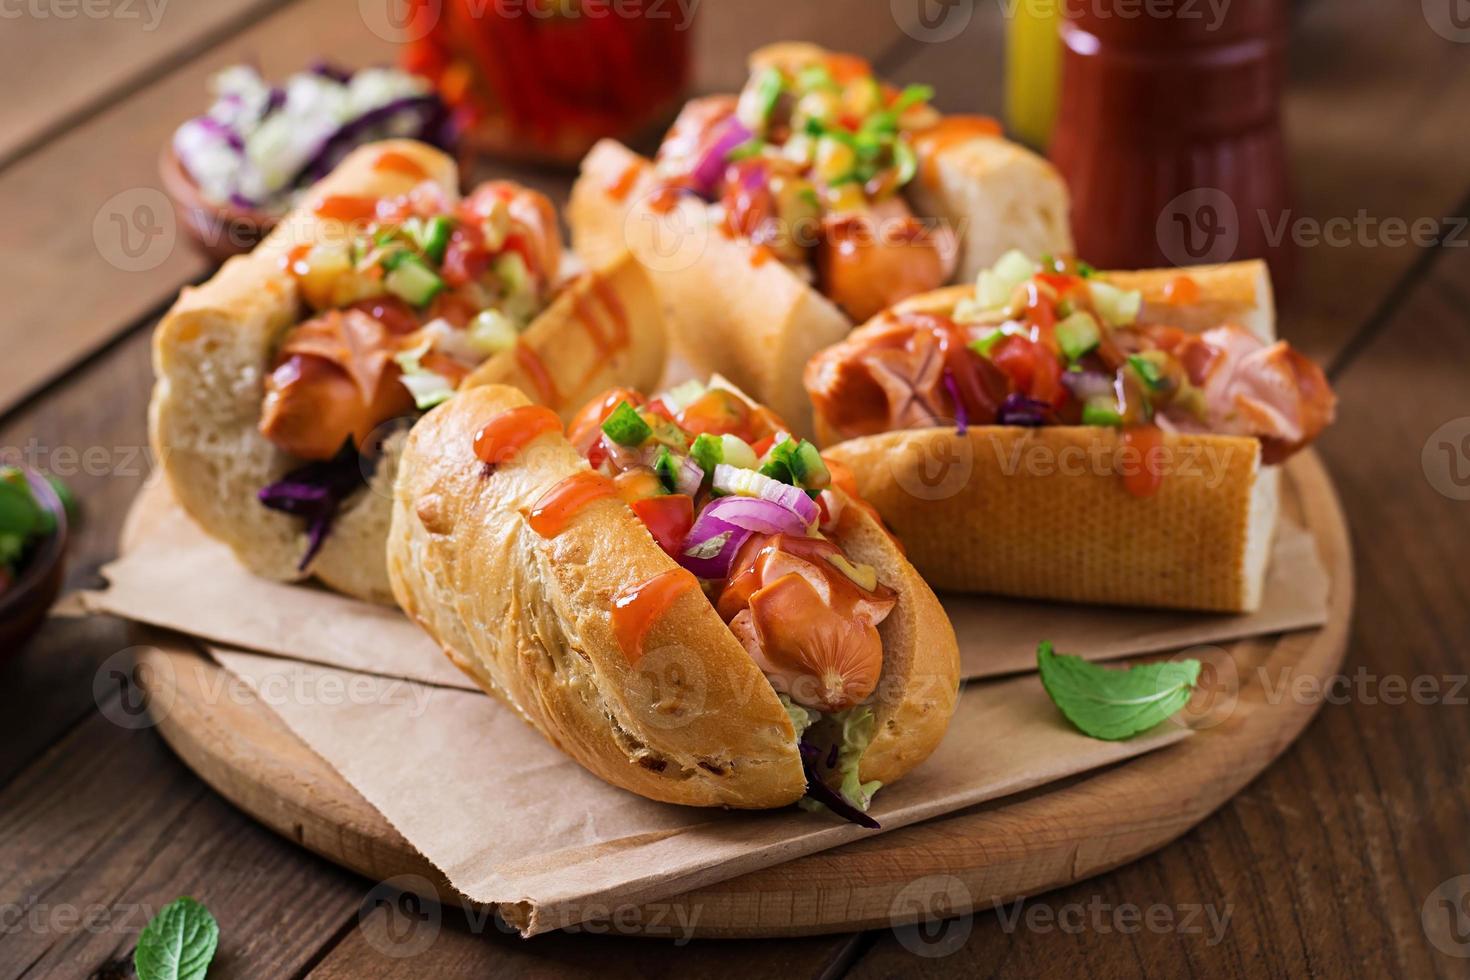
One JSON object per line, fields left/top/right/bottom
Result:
{"left": 496, "top": 252, "right": 530, "bottom": 298}
{"left": 1127, "top": 353, "right": 1166, "bottom": 391}
{"left": 969, "top": 328, "right": 1005, "bottom": 358}
{"left": 690, "top": 433, "right": 723, "bottom": 474}
{"left": 790, "top": 441, "right": 831, "bottom": 490}
{"left": 719, "top": 434, "right": 759, "bottom": 470}
{"left": 384, "top": 255, "right": 444, "bottom": 307}
{"left": 660, "top": 379, "right": 707, "bottom": 415}
{"left": 976, "top": 249, "right": 1040, "bottom": 310}
{"left": 467, "top": 309, "right": 519, "bottom": 356}
{"left": 1089, "top": 280, "right": 1143, "bottom": 327}
{"left": 653, "top": 447, "right": 680, "bottom": 493}
{"left": 1055, "top": 312, "right": 1101, "bottom": 361}
{"left": 415, "top": 215, "right": 454, "bottom": 263}
{"left": 1081, "top": 397, "right": 1123, "bottom": 427}
{"left": 601, "top": 402, "right": 652, "bottom": 447}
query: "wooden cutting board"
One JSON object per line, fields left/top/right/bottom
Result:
{"left": 129, "top": 450, "right": 1351, "bottom": 939}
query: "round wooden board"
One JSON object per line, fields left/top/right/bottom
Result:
{"left": 132, "top": 451, "right": 1351, "bottom": 939}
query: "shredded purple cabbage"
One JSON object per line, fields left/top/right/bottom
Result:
{"left": 294, "top": 95, "right": 453, "bottom": 188}
{"left": 308, "top": 60, "right": 354, "bottom": 84}
{"left": 258, "top": 443, "right": 372, "bottom": 571}
{"left": 798, "top": 739, "right": 880, "bottom": 830}
{"left": 997, "top": 393, "right": 1051, "bottom": 427}
{"left": 942, "top": 371, "right": 968, "bottom": 434}
{"left": 193, "top": 115, "right": 244, "bottom": 153}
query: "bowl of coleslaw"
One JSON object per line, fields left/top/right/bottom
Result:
{"left": 161, "top": 62, "right": 457, "bottom": 261}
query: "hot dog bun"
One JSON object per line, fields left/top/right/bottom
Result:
{"left": 386, "top": 385, "right": 960, "bottom": 808}
{"left": 150, "top": 140, "right": 666, "bottom": 604}
{"left": 568, "top": 44, "right": 1072, "bottom": 439}
{"left": 814, "top": 260, "right": 1281, "bottom": 613}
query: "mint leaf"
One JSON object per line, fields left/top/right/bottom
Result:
{"left": 135, "top": 897, "right": 219, "bottom": 980}
{"left": 1037, "top": 642, "right": 1200, "bottom": 741}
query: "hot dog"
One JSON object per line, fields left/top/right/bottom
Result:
{"left": 387, "top": 380, "right": 959, "bottom": 815}
{"left": 805, "top": 254, "right": 1336, "bottom": 612}
{"left": 150, "top": 140, "right": 665, "bottom": 603}
{"left": 570, "top": 42, "right": 1072, "bottom": 437}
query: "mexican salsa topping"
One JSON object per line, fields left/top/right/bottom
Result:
{"left": 648, "top": 48, "right": 964, "bottom": 323}
{"left": 257, "top": 166, "right": 561, "bottom": 567}
{"left": 806, "top": 251, "right": 1338, "bottom": 478}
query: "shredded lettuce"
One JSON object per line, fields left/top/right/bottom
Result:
{"left": 393, "top": 339, "right": 456, "bottom": 410}
{"left": 796, "top": 705, "right": 883, "bottom": 820}
{"left": 779, "top": 694, "right": 820, "bottom": 738}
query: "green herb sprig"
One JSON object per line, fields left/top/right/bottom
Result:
{"left": 1037, "top": 642, "right": 1200, "bottom": 741}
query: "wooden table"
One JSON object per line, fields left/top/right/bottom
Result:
{"left": 2, "top": 1, "right": 1468, "bottom": 976}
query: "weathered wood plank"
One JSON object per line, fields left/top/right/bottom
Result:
{"left": 308, "top": 904, "right": 861, "bottom": 979}
{"left": 0, "top": 712, "right": 363, "bottom": 979}
{"left": 0, "top": 0, "right": 289, "bottom": 169}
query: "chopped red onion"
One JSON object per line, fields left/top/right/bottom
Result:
{"left": 689, "top": 117, "right": 752, "bottom": 197}
{"left": 711, "top": 464, "right": 818, "bottom": 526}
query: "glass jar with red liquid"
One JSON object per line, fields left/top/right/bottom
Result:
{"left": 1048, "top": 0, "right": 1293, "bottom": 288}
{"left": 402, "top": 0, "right": 693, "bottom": 166}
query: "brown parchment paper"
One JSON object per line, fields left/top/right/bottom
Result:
{"left": 207, "top": 645, "right": 1192, "bottom": 937}
{"left": 87, "top": 483, "right": 1329, "bottom": 685}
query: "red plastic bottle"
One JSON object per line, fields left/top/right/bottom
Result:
{"left": 1048, "top": 0, "right": 1292, "bottom": 288}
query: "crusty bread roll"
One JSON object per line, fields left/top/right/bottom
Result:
{"left": 387, "top": 385, "right": 960, "bottom": 808}
{"left": 568, "top": 44, "right": 1073, "bottom": 439}
{"left": 150, "top": 140, "right": 666, "bottom": 604}
{"left": 816, "top": 261, "right": 1281, "bottom": 613}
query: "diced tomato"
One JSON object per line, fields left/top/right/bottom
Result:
{"left": 631, "top": 494, "right": 694, "bottom": 558}
{"left": 567, "top": 387, "right": 644, "bottom": 449}
{"left": 750, "top": 434, "right": 777, "bottom": 458}
{"left": 586, "top": 436, "right": 610, "bottom": 471}
{"left": 991, "top": 335, "right": 1066, "bottom": 407}
{"left": 1022, "top": 280, "right": 1059, "bottom": 345}
{"left": 643, "top": 398, "right": 678, "bottom": 424}
{"left": 440, "top": 224, "right": 491, "bottom": 287}
{"left": 1036, "top": 272, "right": 1081, "bottom": 294}
{"left": 427, "top": 291, "right": 481, "bottom": 328}
{"left": 824, "top": 53, "right": 873, "bottom": 84}
{"left": 502, "top": 232, "right": 540, "bottom": 280}
{"left": 677, "top": 389, "right": 753, "bottom": 440}
{"left": 347, "top": 297, "right": 420, "bottom": 335}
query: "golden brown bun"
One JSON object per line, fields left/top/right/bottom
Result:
{"left": 151, "top": 140, "right": 666, "bottom": 604}
{"left": 569, "top": 48, "right": 1072, "bottom": 438}
{"left": 823, "top": 427, "right": 1276, "bottom": 613}
{"left": 387, "top": 385, "right": 960, "bottom": 807}
{"left": 816, "top": 260, "right": 1280, "bottom": 613}
{"left": 571, "top": 139, "right": 849, "bottom": 437}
